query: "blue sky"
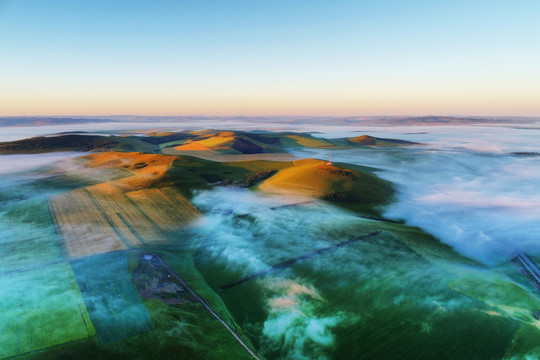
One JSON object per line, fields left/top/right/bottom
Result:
{"left": 1, "top": 0, "right": 539, "bottom": 116}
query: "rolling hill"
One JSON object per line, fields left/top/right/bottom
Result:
{"left": 259, "top": 158, "right": 393, "bottom": 213}
{"left": 346, "top": 135, "right": 418, "bottom": 146}
{"left": 0, "top": 130, "right": 419, "bottom": 155}
{"left": 64, "top": 150, "right": 394, "bottom": 215}
{"left": 0, "top": 134, "right": 158, "bottom": 154}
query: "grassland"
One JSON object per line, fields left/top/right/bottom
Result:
{"left": 192, "top": 199, "right": 540, "bottom": 360}
{"left": 259, "top": 158, "right": 393, "bottom": 214}
{"left": 346, "top": 134, "right": 418, "bottom": 146}
{"left": 170, "top": 131, "right": 264, "bottom": 154}
{"left": 71, "top": 251, "right": 155, "bottom": 344}
{"left": 0, "top": 197, "right": 63, "bottom": 272}
{"left": 279, "top": 134, "right": 335, "bottom": 148}
{"left": 46, "top": 151, "right": 395, "bottom": 263}
{"left": 0, "top": 134, "right": 159, "bottom": 154}
{"left": 0, "top": 130, "right": 419, "bottom": 157}
{"left": 0, "top": 147, "right": 443, "bottom": 359}
{"left": 0, "top": 263, "right": 95, "bottom": 359}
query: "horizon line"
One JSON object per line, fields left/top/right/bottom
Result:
{"left": 1, "top": 114, "right": 539, "bottom": 119}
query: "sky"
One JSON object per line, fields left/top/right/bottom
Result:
{"left": 0, "top": 0, "right": 539, "bottom": 117}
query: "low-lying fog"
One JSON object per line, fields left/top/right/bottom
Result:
{"left": 0, "top": 152, "right": 83, "bottom": 175}
{"left": 191, "top": 188, "right": 465, "bottom": 359}
{"left": 0, "top": 121, "right": 364, "bottom": 141}
{"left": 292, "top": 125, "right": 540, "bottom": 265}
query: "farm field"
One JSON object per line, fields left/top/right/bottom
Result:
{"left": 48, "top": 151, "right": 201, "bottom": 258}
{"left": 0, "top": 198, "right": 63, "bottom": 272}
{"left": 0, "top": 149, "right": 268, "bottom": 359}
{"left": 49, "top": 186, "right": 199, "bottom": 258}
{"left": 71, "top": 251, "right": 155, "bottom": 343}
{"left": 0, "top": 263, "right": 95, "bottom": 359}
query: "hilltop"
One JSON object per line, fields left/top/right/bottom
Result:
{"left": 61, "top": 151, "right": 393, "bottom": 216}
{"left": 345, "top": 135, "right": 418, "bottom": 146}
{"left": 0, "top": 134, "right": 157, "bottom": 154}
{"left": 258, "top": 158, "right": 393, "bottom": 213}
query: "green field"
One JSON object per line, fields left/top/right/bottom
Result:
{"left": 0, "top": 197, "right": 63, "bottom": 273}
{"left": 71, "top": 251, "right": 155, "bottom": 344}
{"left": 0, "top": 263, "right": 95, "bottom": 359}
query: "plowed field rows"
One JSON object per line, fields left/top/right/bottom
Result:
{"left": 49, "top": 186, "right": 200, "bottom": 258}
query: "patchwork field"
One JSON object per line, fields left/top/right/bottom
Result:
{"left": 0, "top": 263, "right": 95, "bottom": 359}
{"left": 48, "top": 152, "right": 201, "bottom": 258}
{"left": 71, "top": 251, "right": 155, "bottom": 344}
{"left": 0, "top": 198, "right": 63, "bottom": 272}
{"left": 49, "top": 186, "right": 199, "bottom": 258}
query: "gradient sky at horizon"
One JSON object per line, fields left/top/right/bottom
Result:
{"left": 1, "top": 0, "right": 539, "bottom": 117}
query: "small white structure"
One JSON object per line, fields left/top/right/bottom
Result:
{"left": 325, "top": 151, "right": 333, "bottom": 165}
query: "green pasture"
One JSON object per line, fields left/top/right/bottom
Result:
{"left": 0, "top": 263, "right": 95, "bottom": 359}
{"left": 0, "top": 198, "right": 63, "bottom": 273}
{"left": 158, "top": 139, "right": 187, "bottom": 148}
{"left": 16, "top": 248, "right": 256, "bottom": 360}
{"left": 166, "top": 155, "right": 292, "bottom": 197}
{"left": 71, "top": 251, "right": 155, "bottom": 344}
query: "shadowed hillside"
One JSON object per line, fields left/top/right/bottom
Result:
{"left": 0, "top": 130, "right": 419, "bottom": 156}
{"left": 0, "top": 135, "right": 158, "bottom": 154}
{"left": 346, "top": 135, "right": 418, "bottom": 146}
{"left": 67, "top": 151, "right": 394, "bottom": 215}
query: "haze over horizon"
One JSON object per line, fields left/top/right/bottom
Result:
{"left": 1, "top": 0, "right": 539, "bottom": 117}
